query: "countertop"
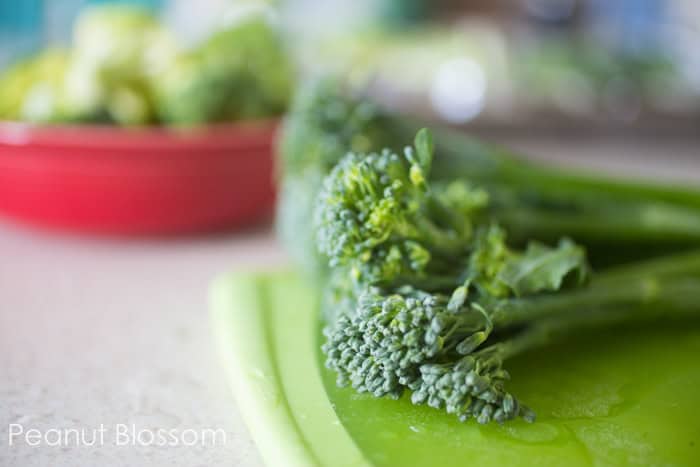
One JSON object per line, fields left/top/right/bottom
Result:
{"left": 0, "top": 224, "right": 282, "bottom": 467}
{"left": 0, "top": 136, "right": 698, "bottom": 467}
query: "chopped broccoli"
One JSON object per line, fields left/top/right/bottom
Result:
{"left": 154, "top": 17, "right": 292, "bottom": 125}
{"left": 65, "top": 4, "right": 176, "bottom": 125}
{"left": 0, "top": 4, "right": 292, "bottom": 126}
{"left": 0, "top": 49, "right": 72, "bottom": 123}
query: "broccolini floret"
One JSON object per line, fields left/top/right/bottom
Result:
{"left": 323, "top": 284, "right": 531, "bottom": 423}
{"left": 276, "top": 79, "right": 398, "bottom": 276}
{"left": 315, "top": 130, "right": 481, "bottom": 285}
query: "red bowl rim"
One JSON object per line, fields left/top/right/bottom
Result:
{"left": 0, "top": 119, "right": 279, "bottom": 153}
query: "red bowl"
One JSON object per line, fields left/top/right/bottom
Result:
{"left": 0, "top": 121, "right": 278, "bottom": 235}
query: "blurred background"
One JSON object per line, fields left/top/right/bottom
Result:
{"left": 1, "top": 3, "right": 698, "bottom": 467}
{"left": 1, "top": 0, "right": 700, "bottom": 131}
{"left": 2, "top": 0, "right": 698, "bottom": 236}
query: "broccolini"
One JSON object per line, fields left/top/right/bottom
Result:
{"left": 276, "top": 80, "right": 700, "bottom": 275}
{"left": 317, "top": 129, "right": 700, "bottom": 424}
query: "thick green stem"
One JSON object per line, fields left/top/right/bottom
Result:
{"left": 390, "top": 274, "right": 461, "bottom": 291}
{"left": 413, "top": 218, "right": 466, "bottom": 254}
{"left": 491, "top": 275, "right": 700, "bottom": 328}
{"left": 493, "top": 204, "right": 700, "bottom": 245}
{"left": 427, "top": 124, "right": 700, "bottom": 210}
{"left": 494, "top": 292, "right": 700, "bottom": 362}
{"left": 592, "top": 249, "right": 700, "bottom": 284}
{"left": 411, "top": 124, "right": 700, "bottom": 255}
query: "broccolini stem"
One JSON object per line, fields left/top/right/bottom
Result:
{"left": 592, "top": 249, "right": 700, "bottom": 284}
{"left": 494, "top": 204, "right": 700, "bottom": 245}
{"left": 492, "top": 275, "right": 700, "bottom": 328}
{"left": 430, "top": 125, "right": 700, "bottom": 211}
{"left": 425, "top": 125, "right": 700, "bottom": 253}
{"left": 412, "top": 216, "right": 467, "bottom": 255}
{"left": 495, "top": 289, "right": 700, "bottom": 366}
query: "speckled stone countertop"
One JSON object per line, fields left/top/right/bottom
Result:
{"left": 0, "top": 137, "right": 697, "bottom": 467}
{"left": 0, "top": 225, "right": 281, "bottom": 467}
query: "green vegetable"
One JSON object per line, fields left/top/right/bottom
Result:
{"left": 316, "top": 129, "right": 700, "bottom": 424}
{"left": 0, "top": 5, "right": 292, "bottom": 126}
{"left": 275, "top": 81, "right": 700, "bottom": 426}
{"left": 430, "top": 126, "right": 700, "bottom": 264}
{"left": 276, "top": 80, "right": 700, "bottom": 274}
{"left": 154, "top": 15, "right": 292, "bottom": 125}
{"left": 63, "top": 4, "right": 176, "bottom": 125}
{"left": 71, "top": 4, "right": 174, "bottom": 76}
{"left": 0, "top": 49, "right": 71, "bottom": 122}
{"left": 276, "top": 78, "right": 398, "bottom": 276}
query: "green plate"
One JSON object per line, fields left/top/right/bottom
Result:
{"left": 210, "top": 271, "right": 700, "bottom": 467}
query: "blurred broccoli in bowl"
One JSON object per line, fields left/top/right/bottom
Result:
{"left": 154, "top": 16, "right": 293, "bottom": 125}
{"left": 63, "top": 4, "right": 177, "bottom": 125}
{"left": 0, "top": 4, "right": 292, "bottom": 126}
{"left": 0, "top": 48, "right": 72, "bottom": 123}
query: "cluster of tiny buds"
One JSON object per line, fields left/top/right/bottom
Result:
{"left": 323, "top": 287, "right": 535, "bottom": 424}
{"left": 323, "top": 291, "right": 445, "bottom": 399}
{"left": 412, "top": 358, "right": 534, "bottom": 424}
{"left": 316, "top": 147, "right": 431, "bottom": 284}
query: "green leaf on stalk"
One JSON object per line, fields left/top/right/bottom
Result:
{"left": 413, "top": 128, "right": 434, "bottom": 173}
{"left": 499, "top": 239, "right": 590, "bottom": 296}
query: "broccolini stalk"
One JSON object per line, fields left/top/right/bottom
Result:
{"left": 428, "top": 126, "right": 700, "bottom": 260}
{"left": 318, "top": 130, "right": 700, "bottom": 424}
